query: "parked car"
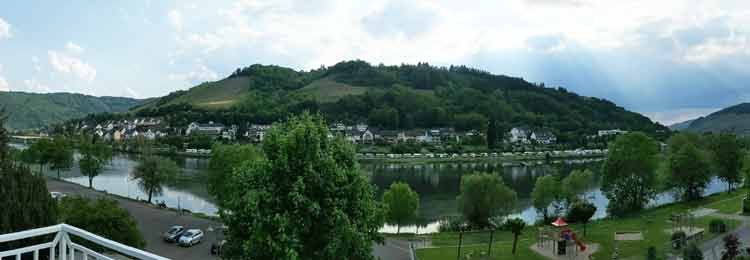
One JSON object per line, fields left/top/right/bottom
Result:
{"left": 49, "top": 192, "right": 66, "bottom": 200}
{"left": 210, "top": 240, "right": 226, "bottom": 255}
{"left": 178, "top": 229, "right": 204, "bottom": 247}
{"left": 163, "top": 225, "right": 186, "bottom": 243}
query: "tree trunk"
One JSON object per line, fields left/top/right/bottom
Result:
{"left": 396, "top": 224, "right": 400, "bottom": 235}
{"left": 39, "top": 164, "right": 43, "bottom": 175}
{"left": 57, "top": 169, "right": 61, "bottom": 179}
{"left": 88, "top": 177, "right": 93, "bottom": 188}
{"left": 148, "top": 190, "right": 153, "bottom": 204}
{"left": 583, "top": 222, "right": 587, "bottom": 236}
{"left": 512, "top": 233, "right": 519, "bottom": 255}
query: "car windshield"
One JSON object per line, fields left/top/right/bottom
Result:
{"left": 168, "top": 227, "right": 181, "bottom": 234}
{"left": 183, "top": 231, "right": 194, "bottom": 237}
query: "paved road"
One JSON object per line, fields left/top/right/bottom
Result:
{"left": 701, "top": 212, "right": 750, "bottom": 260}
{"left": 47, "top": 178, "right": 410, "bottom": 260}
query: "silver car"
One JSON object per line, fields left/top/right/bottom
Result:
{"left": 163, "top": 225, "right": 185, "bottom": 243}
{"left": 178, "top": 229, "right": 204, "bottom": 247}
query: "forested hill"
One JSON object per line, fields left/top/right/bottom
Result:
{"left": 684, "top": 103, "right": 750, "bottom": 135}
{"left": 0, "top": 92, "right": 142, "bottom": 130}
{"left": 130, "top": 60, "right": 667, "bottom": 143}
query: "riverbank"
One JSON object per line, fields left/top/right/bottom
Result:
{"left": 413, "top": 188, "right": 748, "bottom": 260}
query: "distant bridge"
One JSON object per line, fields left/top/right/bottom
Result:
{"left": 10, "top": 135, "right": 49, "bottom": 144}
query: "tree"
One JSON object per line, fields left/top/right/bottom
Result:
{"left": 0, "top": 111, "right": 58, "bottom": 251}
{"left": 532, "top": 175, "right": 561, "bottom": 222}
{"left": 59, "top": 196, "right": 145, "bottom": 249}
{"left": 561, "top": 169, "right": 593, "bottom": 202}
{"left": 48, "top": 135, "right": 74, "bottom": 179}
{"left": 131, "top": 156, "right": 178, "bottom": 203}
{"left": 646, "top": 246, "right": 658, "bottom": 260}
{"left": 722, "top": 233, "right": 741, "bottom": 260}
{"left": 667, "top": 142, "right": 712, "bottom": 201}
{"left": 383, "top": 182, "right": 419, "bottom": 234}
{"left": 79, "top": 136, "right": 112, "bottom": 189}
{"left": 457, "top": 172, "right": 517, "bottom": 228}
{"left": 712, "top": 133, "right": 742, "bottom": 192}
{"left": 601, "top": 132, "right": 659, "bottom": 216}
{"left": 504, "top": 218, "right": 525, "bottom": 255}
{"left": 208, "top": 144, "right": 261, "bottom": 205}
{"left": 566, "top": 200, "right": 597, "bottom": 235}
{"left": 23, "top": 138, "right": 52, "bottom": 175}
{"left": 220, "top": 113, "right": 384, "bottom": 259}
{"left": 487, "top": 118, "right": 498, "bottom": 149}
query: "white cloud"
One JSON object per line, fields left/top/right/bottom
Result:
{"left": 23, "top": 79, "right": 51, "bottom": 93}
{"left": 48, "top": 50, "right": 97, "bottom": 82}
{"left": 65, "top": 42, "right": 84, "bottom": 54}
{"left": 0, "top": 17, "right": 10, "bottom": 40}
{"left": 0, "top": 77, "right": 8, "bottom": 91}
{"left": 168, "top": 64, "right": 218, "bottom": 84}
{"left": 168, "top": 10, "right": 183, "bottom": 32}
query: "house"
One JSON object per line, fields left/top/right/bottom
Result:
{"left": 221, "top": 125, "right": 238, "bottom": 140}
{"left": 531, "top": 130, "right": 556, "bottom": 145}
{"left": 509, "top": 127, "right": 531, "bottom": 144}
{"left": 244, "top": 124, "right": 270, "bottom": 143}
{"left": 598, "top": 129, "right": 627, "bottom": 137}
{"left": 113, "top": 129, "right": 124, "bottom": 142}
{"left": 143, "top": 129, "right": 156, "bottom": 140}
{"left": 186, "top": 121, "right": 225, "bottom": 136}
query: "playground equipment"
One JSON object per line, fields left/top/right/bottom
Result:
{"left": 552, "top": 217, "right": 587, "bottom": 253}
{"left": 536, "top": 217, "right": 589, "bottom": 259}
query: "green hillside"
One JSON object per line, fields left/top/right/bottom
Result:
{"left": 128, "top": 60, "right": 667, "bottom": 143}
{"left": 0, "top": 92, "right": 141, "bottom": 130}
{"left": 685, "top": 103, "right": 750, "bottom": 135}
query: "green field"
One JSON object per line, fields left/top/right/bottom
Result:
{"left": 415, "top": 189, "right": 746, "bottom": 260}
{"left": 297, "top": 77, "right": 370, "bottom": 103}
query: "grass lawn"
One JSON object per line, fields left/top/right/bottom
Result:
{"left": 415, "top": 190, "right": 745, "bottom": 260}
{"left": 704, "top": 191, "right": 746, "bottom": 214}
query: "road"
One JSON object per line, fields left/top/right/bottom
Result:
{"left": 47, "top": 178, "right": 410, "bottom": 260}
{"left": 700, "top": 211, "right": 750, "bottom": 260}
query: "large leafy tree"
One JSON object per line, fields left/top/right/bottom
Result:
{"left": 220, "top": 113, "right": 384, "bottom": 259}
{"left": 457, "top": 172, "right": 517, "bottom": 228}
{"left": 712, "top": 133, "right": 742, "bottom": 192}
{"left": 561, "top": 169, "right": 593, "bottom": 202}
{"left": 48, "top": 135, "right": 74, "bottom": 179}
{"left": 566, "top": 200, "right": 597, "bottom": 235}
{"left": 22, "top": 138, "right": 53, "bottom": 175}
{"left": 59, "top": 196, "right": 145, "bottom": 249}
{"left": 79, "top": 136, "right": 112, "bottom": 188}
{"left": 0, "top": 111, "right": 58, "bottom": 251}
{"left": 131, "top": 155, "right": 178, "bottom": 203}
{"left": 383, "top": 182, "right": 419, "bottom": 234}
{"left": 531, "top": 174, "right": 561, "bottom": 222}
{"left": 207, "top": 144, "right": 260, "bottom": 205}
{"left": 601, "top": 132, "right": 659, "bottom": 216}
{"left": 667, "top": 141, "right": 711, "bottom": 201}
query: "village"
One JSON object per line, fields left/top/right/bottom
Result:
{"left": 44, "top": 118, "right": 627, "bottom": 159}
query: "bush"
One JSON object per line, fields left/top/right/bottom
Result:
{"left": 709, "top": 219, "right": 727, "bottom": 234}
{"left": 684, "top": 243, "right": 703, "bottom": 260}
{"left": 671, "top": 231, "right": 687, "bottom": 249}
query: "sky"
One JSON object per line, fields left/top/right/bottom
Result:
{"left": 1, "top": 0, "right": 749, "bottom": 125}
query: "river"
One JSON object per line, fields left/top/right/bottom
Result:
{"left": 36, "top": 149, "right": 728, "bottom": 234}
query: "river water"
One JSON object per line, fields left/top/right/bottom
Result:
{"left": 40, "top": 150, "right": 728, "bottom": 234}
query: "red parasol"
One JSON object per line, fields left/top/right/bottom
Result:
{"left": 551, "top": 217, "right": 568, "bottom": 227}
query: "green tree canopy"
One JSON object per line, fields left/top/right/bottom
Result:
{"left": 79, "top": 136, "right": 112, "bottom": 188}
{"left": 601, "top": 132, "right": 659, "bottom": 216}
{"left": 561, "top": 169, "right": 594, "bottom": 202}
{"left": 208, "top": 144, "right": 261, "bottom": 205}
{"left": 566, "top": 200, "right": 597, "bottom": 235}
{"left": 667, "top": 140, "right": 712, "bottom": 201}
{"left": 457, "top": 172, "right": 517, "bottom": 228}
{"left": 48, "top": 135, "right": 74, "bottom": 179}
{"left": 220, "top": 113, "right": 384, "bottom": 259}
{"left": 59, "top": 196, "right": 145, "bottom": 249}
{"left": 383, "top": 182, "right": 419, "bottom": 234}
{"left": 131, "top": 155, "right": 178, "bottom": 203}
{"left": 711, "top": 133, "right": 742, "bottom": 192}
{"left": 531, "top": 174, "right": 561, "bottom": 222}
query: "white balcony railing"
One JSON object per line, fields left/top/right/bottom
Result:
{"left": 0, "top": 224, "right": 170, "bottom": 260}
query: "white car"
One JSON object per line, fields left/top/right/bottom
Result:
{"left": 50, "top": 192, "right": 66, "bottom": 200}
{"left": 178, "top": 229, "right": 204, "bottom": 247}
